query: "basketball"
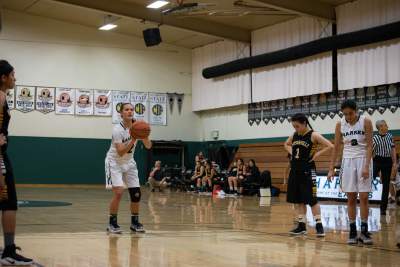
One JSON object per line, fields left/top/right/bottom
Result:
{"left": 130, "top": 120, "right": 151, "bottom": 139}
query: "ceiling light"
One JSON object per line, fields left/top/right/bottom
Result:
{"left": 99, "top": 15, "right": 119, "bottom": 31}
{"left": 99, "top": 24, "right": 117, "bottom": 31}
{"left": 147, "top": 1, "right": 169, "bottom": 9}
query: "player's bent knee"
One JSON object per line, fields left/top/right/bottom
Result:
{"left": 129, "top": 187, "right": 141, "bottom": 202}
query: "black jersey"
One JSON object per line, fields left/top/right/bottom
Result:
{"left": 0, "top": 102, "right": 10, "bottom": 153}
{"left": 204, "top": 168, "right": 212, "bottom": 177}
{"left": 195, "top": 165, "right": 202, "bottom": 176}
{"left": 291, "top": 130, "right": 317, "bottom": 170}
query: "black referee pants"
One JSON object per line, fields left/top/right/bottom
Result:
{"left": 373, "top": 156, "right": 393, "bottom": 211}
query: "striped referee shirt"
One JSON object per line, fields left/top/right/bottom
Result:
{"left": 373, "top": 132, "right": 395, "bottom": 158}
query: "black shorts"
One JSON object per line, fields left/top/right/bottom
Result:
{"left": 286, "top": 168, "right": 317, "bottom": 206}
{"left": 0, "top": 153, "right": 18, "bottom": 211}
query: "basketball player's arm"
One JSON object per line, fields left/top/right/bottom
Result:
{"left": 284, "top": 136, "right": 293, "bottom": 155}
{"left": 115, "top": 138, "right": 136, "bottom": 157}
{"left": 362, "top": 118, "right": 373, "bottom": 179}
{"left": 328, "top": 122, "right": 342, "bottom": 181}
{"left": 310, "top": 132, "right": 334, "bottom": 161}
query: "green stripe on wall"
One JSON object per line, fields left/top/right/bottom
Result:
{"left": 8, "top": 129, "right": 399, "bottom": 185}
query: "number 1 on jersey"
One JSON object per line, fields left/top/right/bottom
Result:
{"left": 295, "top": 148, "right": 300, "bottom": 159}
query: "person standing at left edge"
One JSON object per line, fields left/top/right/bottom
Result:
{"left": 0, "top": 60, "right": 33, "bottom": 265}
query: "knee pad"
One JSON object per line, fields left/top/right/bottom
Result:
{"left": 129, "top": 187, "right": 141, "bottom": 203}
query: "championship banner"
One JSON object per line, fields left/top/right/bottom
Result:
{"left": 365, "top": 86, "right": 376, "bottom": 115}
{"left": 248, "top": 103, "right": 255, "bottom": 126}
{"left": 262, "top": 101, "right": 271, "bottom": 125}
{"left": 336, "top": 90, "right": 346, "bottom": 118}
{"left": 388, "top": 83, "right": 400, "bottom": 113}
{"left": 149, "top": 93, "right": 167, "bottom": 126}
{"left": 35, "top": 87, "right": 55, "bottom": 114}
{"left": 309, "top": 95, "right": 319, "bottom": 120}
{"left": 326, "top": 93, "right": 337, "bottom": 119}
{"left": 131, "top": 92, "right": 149, "bottom": 122}
{"left": 15, "top": 86, "right": 35, "bottom": 113}
{"left": 277, "top": 99, "right": 286, "bottom": 123}
{"left": 376, "top": 85, "right": 388, "bottom": 114}
{"left": 301, "top": 96, "right": 310, "bottom": 116}
{"left": 254, "top": 102, "right": 262, "bottom": 125}
{"left": 292, "top": 97, "right": 302, "bottom": 115}
{"left": 112, "top": 91, "right": 130, "bottom": 124}
{"left": 55, "top": 88, "right": 75, "bottom": 115}
{"left": 285, "top": 98, "right": 295, "bottom": 121}
{"left": 270, "top": 100, "right": 278, "bottom": 124}
{"left": 356, "top": 87, "right": 366, "bottom": 115}
{"left": 75, "top": 89, "right": 94, "bottom": 116}
{"left": 6, "top": 88, "right": 15, "bottom": 109}
{"left": 94, "top": 90, "right": 112, "bottom": 116}
{"left": 346, "top": 89, "right": 356, "bottom": 101}
{"left": 318, "top": 93, "right": 327, "bottom": 119}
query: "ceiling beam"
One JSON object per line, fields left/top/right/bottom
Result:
{"left": 50, "top": 0, "right": 251, "bottom": 43}
{"left": 254, "top": 0, "right": 335, "bottom": 21}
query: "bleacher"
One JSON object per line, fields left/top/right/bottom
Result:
{"left": 234, "top": 136, "right": 400, "bottom": 192}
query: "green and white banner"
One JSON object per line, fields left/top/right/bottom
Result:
{"left": 149, "top": 93, "right": 167, "bottom": 126}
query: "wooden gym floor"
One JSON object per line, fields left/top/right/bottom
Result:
{"left": 11, "top": 188, "right": 400, "bottom": 266}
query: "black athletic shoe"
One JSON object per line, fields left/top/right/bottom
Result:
{"left": 289, "top": 222, "right": 307, "bottom": 235}
{"left": 347, "top": 223, "right": 358, "bottom": 244}
{"left": 315, "top": 223, "right": 325, "bottom": 237}
{"left": 107, "top": 222, "right": 122, "bottom": 234}
{"left": 130, "top": 222, "right": 145, "bottom": 233}
{"left": 151, "top": 189, "right": 155, "bottom": 192}
{"left": 1, "top": 245, "right": 33, "bottom": 266}
{"left": 359, "top": 231, "right": 373, "bottom": 245}
{"left": 359, "top": 223, "right": 373, "bottom": 245}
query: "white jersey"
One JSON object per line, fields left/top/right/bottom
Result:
{"left": 106, "top": 122, "right": 136, "bottom": 164}
{"left": 340, "top": 115, "right": 367, "bottom": 158}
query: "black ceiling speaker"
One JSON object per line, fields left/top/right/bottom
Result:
{"left": 143, "top": 28, "right": 162, "bottom": 47}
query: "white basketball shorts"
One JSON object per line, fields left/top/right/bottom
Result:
{"left": 105, "top": 158, "right": 140, "bottom": 189}
{"left": 340, "top": 157, "right": 373, "bottom": 193}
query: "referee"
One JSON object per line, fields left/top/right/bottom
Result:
{"left": 373, "top": 120, "right": 397, "bottom": 215}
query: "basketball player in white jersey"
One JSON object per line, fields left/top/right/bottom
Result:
{"left": 328, "top": 100, "right": 373, "bottom": 245}
{"left": 105, "top": 103, "right": 152, "bottom": 233}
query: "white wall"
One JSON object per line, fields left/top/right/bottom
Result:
{"left": 199, "top": 105, "right": 400, "bottom": 141}
{"left": 0, "top": 10, "right": 201, "bottom": 141}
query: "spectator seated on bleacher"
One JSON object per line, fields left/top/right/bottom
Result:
{"left": 227, "top": 161, "right": 238, "bottom": 194}
{"left": 148, "top": 161, "right": 169, "bottom": 192}
{"left": 240, "top": 159, "right": 261, "bottom": 195}
{"left": 191, "top": 159, "right": 204, "bottom": 191}
{"left": 201, "top": 160, "right": 218, "bottom": 192}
